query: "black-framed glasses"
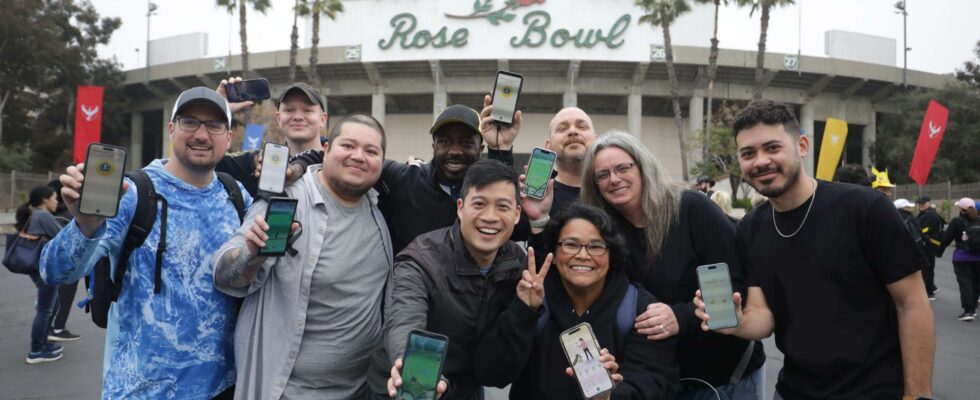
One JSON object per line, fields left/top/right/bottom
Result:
{"left": 558, "top": 240, "right": 609, "bottom": 256}
{"left": 176, "top": 116, "right": 228, "bottom": 135}
{"left": 594, "top": 162, "right": 635, "bottom": 184}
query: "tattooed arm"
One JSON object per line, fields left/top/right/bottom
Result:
{"left": 215, "top": 246, "right": 268, "bottom": 289}
{"left": 213, "top": 201, "right": 278, "bottom": 297}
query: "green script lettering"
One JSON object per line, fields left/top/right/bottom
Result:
{"left": 379, "top": 13, "right": 469, "bottom": 50}
{"left": 604, "top": 14, "right": 630, "bottom": 48}
{"left": 511, "top": 10, "right": 549, "bottom": 48}
{"left": 379, "top": 13, "right": 416, "bottom": 50}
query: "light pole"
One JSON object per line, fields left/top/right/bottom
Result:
{"left": 145, "top": 1, "right": 157, "bottom": 83}
{"left": 894, "top": 1, "right": 909, "bottom": 91}
{"left": 135, "top": 48, "right": 140, "bottom": 69}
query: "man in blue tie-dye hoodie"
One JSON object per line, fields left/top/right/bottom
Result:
{"left": 41, "top": 87, "right": 252, "bottom": 400}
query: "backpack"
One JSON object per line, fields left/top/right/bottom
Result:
{"left": 88, "top": 170, "right": 245, "bottom": 329}
{"left": 964, "top": 222, "right": 980, "bottom": 254}
{"left": 534, "top": 284, "right": 638, "bottom": 350}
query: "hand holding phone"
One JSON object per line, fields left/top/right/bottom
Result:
{"left": 226, "top": 78, "right": 271, "bottom": 103}
{"left": 695, "top": 263, "right": 739, "bottom": 330}
{"left": 59, "top": 161, "right": 129, "bottom": 237}
{"left": 78, "top": 143, "right": 128, "bottom": 219}
{"left": 258, "top": 143, "right": 289, "bottom": 193}
{"left": 248, "top": 197, "right": 299, "bottom": 257}
{"left": 523, "top": 147, "right": 556, "bottom": 200}
{"left": 560, "top": 323, "right": 615, "bottom": 399}
{"left": 389, "top": 330, "right": 449, "bottom": 400}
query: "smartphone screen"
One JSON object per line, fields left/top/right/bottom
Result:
{"left": 697, "top": 263, "right": 739, "bottom": 330}
{"left": 79, "top": 144, "right": 128, "bottom": 217}
{"left": 227, "top": 78, "right": 271, "bottom": 103}
{"left": 560, "top": 323, "right": 614, "bottom": 399}
{"left": 258, "top": 143, "right": 289, "bottom": 193}
{"left": 398, "top": 330, "right": 448, "bottom": 400}
{"left": 524, "top": 147, "right": 557, "bottom": 200}
{"left": 490, "top": 71, "right": 523, "bottom": 126}
{"left": 258, "top": 197, "right": 298, "bottom": 257}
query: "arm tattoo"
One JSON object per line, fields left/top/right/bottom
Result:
{"left": 216, "top": 247, "right": 265, "bottom": 288}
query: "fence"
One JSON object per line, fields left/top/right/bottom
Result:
{"left": 0, "top": 170, "right": 58, "bottom": 210}
{"left": 895, "top": 182, "right": 980, "bottom": 203}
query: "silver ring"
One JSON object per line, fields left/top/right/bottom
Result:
{"left": 659, "top": 324, "right": 667, "bottom": 334}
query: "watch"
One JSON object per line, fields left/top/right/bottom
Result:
{"left": 529, "top": 215, "right": 550, "bottom": 228}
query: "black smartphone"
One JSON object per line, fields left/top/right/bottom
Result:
{"left": 560, "top": 322, "right": 615, "bottom": 399}
{"left": 398, "top": 330, "right": 449, "bottom": 400}
{"left": 524, "top": 147, "right": 557, "bottom": 200}
{"left": 258, "top": 197, "right": 298, "bottom": 257}
{"left": 696, "top": 263, "right": 739, "bottom": 330}
{"left": 78, "top": 143, "right": 128, "bottom": 218}
{"left": 490, "top": 70, "right": 523, "bottom": 127}
{"left": 258, "top": 142, "right": 289, "bottom": 194}
{"left": 226, "top": 78, "right": 271, "bottom": 103}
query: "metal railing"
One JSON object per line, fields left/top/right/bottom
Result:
{"left": 895, "top": 182, "right": 980, "bottom": 203}
{"left": 0, "top": 170, "right": 58, "bottom": 210}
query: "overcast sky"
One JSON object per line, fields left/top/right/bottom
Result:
{"left": 91, "top": 0, "right": 979, "bottom": 75}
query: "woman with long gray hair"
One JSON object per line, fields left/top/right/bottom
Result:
{"left": 577, "top": 130, "right": 766, "bottom": 399}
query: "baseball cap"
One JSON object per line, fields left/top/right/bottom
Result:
{"left": 915, "top": 196, "right": 932, "bottom": 204}
{"left": 277, "top": 83, "right": 326, "bottom": 111}
{"left": 171, "top": 87, "right": 232, "bottom": 126}
{"left": 430, "top": 104, "right": 481, "bottom": 137}
{"left": 893, "top": 199, "right": 914, "bottom": 210}
{"left": 955, "top": 197, "right": 976, "bottom": 210}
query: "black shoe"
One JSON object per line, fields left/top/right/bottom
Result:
{"left": 48, "top": 330, "right": 81, "bottom": 342}
{"left": 928, "top": 293, "right": 936, "bottom": 301}
{"left": 958, "top": 312, "right": 975, "bottom": 321}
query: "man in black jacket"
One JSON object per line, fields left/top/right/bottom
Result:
{"left": 382, "top": 159, "right": 525, "bottom": 399}
{"left": 916, "top": 196, "right": 946, "bottom": 300}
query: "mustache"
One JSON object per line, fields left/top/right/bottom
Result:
{"left": 749, "top": 166, "right": 780, "bottom": 178}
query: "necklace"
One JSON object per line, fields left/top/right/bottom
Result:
{"left": 772, "top": 178, "right": 817, "bottom": 238}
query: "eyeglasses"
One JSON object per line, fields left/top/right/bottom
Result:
{"left": 176, "top": 116, "right": 228, "bottom": 135}
{"left": 558, "top": 240, "right": 609, "bottom": 256}
{"left": 594, "top": 162, "right": 635, "bottom": 184}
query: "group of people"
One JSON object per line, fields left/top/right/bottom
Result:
{"left": 28, "top": 74, "right": 940, "bottom": 400}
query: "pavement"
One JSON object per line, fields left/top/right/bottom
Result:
{"left": 0, "top": 230, "right": 978, "bottom": 399}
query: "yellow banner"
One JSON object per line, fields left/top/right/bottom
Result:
{"left": 816, "top": 118, "right": 848, "bottom": 181}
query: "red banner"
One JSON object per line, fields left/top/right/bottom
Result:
{"left": 908, "top": 100, "right": 949, "bottom": 187}
{"left": 73, "top": 86, "right": 104, "bottom": 163}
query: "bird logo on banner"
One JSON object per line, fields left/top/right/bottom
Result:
{"left": 246, "top": 136, "right": 260, "bottom": 150}
{"left": 928, "top": 121, "right": 942, "bottom": 139}
{"left": 81, "top": 104, "right": 100, "bottom": 122}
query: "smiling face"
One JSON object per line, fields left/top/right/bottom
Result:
{"left": 547, "top": 107, "right": 596, "bottom": 164}
{"left": 169, "top": 103, "right": 233, "bottom": 173}
{"left": 554, "top": 218, "right": 610, "bottom": 292}
{"left": 736, "top": 123, "right": 808, "bottom": 199}
{"left": 593, "top": 147, "right": 643, "bottom": 213}
{"left": 457, "top": 180, "right": 520, "bottom": 265}
{"left": 432, "top": 124, "right": 484, "bottom": 183}
{"left": 320, "top": 121, "right": 384, "bottom": 202}
{"left": 276, "top": 92, "right": 327, "bottom": 146}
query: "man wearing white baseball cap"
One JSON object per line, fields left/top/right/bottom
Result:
{"left": 940, "top": 198, "right": 980, "bottom": 321}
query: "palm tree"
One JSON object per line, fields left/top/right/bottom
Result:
{"left": 637, "top": 0, "right": 692, "bottom": 181}
{"left": 288, "top": 0, "right": 303, "bottom": 82}
{"left": 739, "top": 0, "right": 795, "bottom": 100}
{"left": 305, "top": 0, "right": 344, "bottom": 86}
{"left": 216, "top": 0, "right": 272, "bottom": 80}
{"left": 693, "top": 0, "right": 730, "bottom": 160}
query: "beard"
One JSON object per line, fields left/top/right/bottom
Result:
{"left": 745, "top": 157, "right": 802, "bottom": 199}
{"left": 173, "top": 141, "right": 219, "bottom": 172}
{"left": 556, "top": 139, "right": 588, "bottom": 164}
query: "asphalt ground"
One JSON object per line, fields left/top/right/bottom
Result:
{"left": 0, "top": 236, "right": 977, "bottom": 399}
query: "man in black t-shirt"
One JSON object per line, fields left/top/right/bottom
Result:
{"left": 695, "top": 100, "right": 935, "bottom": 400}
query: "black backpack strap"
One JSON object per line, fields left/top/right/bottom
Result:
{"left": 111, "top": 170, "right": 160, "bottom": 301}
{"left": 215, "top": 172, "right": 245, "bottom": 223}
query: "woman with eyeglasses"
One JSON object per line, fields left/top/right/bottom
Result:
{"left": 576, "top": 130, "right": 766, "bottom": 399}
{"left": 473, "top": 203, "right": 677, "bottom": 400}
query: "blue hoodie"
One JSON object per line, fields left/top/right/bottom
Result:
{"left": 41, "top": 159, "right": 252, "bottom": 400}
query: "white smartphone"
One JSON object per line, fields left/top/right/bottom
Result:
{"left": 490, "top": 71, "right": 523, "bottom": 127}
{"left": 696, "top": 263, "right": 739, "bottom": 330}
{"left": 560, "top": 322, "right": 614, "bottom": 399}
{"left": 524, "top": 147, "right": 557, "bottom": 200}
{"left": 78, "top": 143, "right": 128, "bottom": 217}
{"left": 258, "top": 142, "right": 289, "bottom": 193}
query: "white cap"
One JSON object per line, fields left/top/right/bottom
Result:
{"left": 894, "top": 199, "right": 914, "bottom": 210}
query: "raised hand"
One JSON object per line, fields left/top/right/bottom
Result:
{"left": 387, "top": 357, "right": 448, "bottom": 399}
{"left": 244, "top": 214, "right": 299, "bottom": 258}
{"left": 693, "top": 289, "right": 743, "bottom": 335}
{"left": 216, "top": 76, "right": 254, "bottom": 113}
{"left": 59, "top": 163, "right": 128, "bottom": 237}
{"left": 519, "top": 165, "right": 554, "bottom": 223}
{"left": 480, "top": 94, "right": 521, "bottom": 150}
{"left": 518, "top": 247, "right": 552, "bottom": 310}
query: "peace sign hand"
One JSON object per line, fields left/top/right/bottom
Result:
{"left": 518, "top": 246, "right": 553, "bottom": 310}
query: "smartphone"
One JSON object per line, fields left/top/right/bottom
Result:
{"left": 696, "top": 263, "right": 739, "bottom": 330}
{"left": 258, "top": 142, "right": 289, "bottom": 193}
{"left": 490, "top": 71, "right": 523, "bottom": 127}
{"left": 258, "top": 197, "right": 298, "bottom": 257}
{"left": 226, "top": 78, "right": 271, "bottom": 103}
{"left": 523, "top": 148, "right": 556, "bottom": 200}
{"left": 78, "top": 143, "right": 128, "bottom": 217}
{"left": 398, "top": 330, "right": 449, "bottom": 400}
{"left": 560, "top": 322, "right": 614, "bottom": 399}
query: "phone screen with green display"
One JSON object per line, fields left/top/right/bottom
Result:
{"left": 398, "top": 330, "right": 448, "bottom": 400}
{"left": 258, "top": 197, "right": 297, "bottom": 257}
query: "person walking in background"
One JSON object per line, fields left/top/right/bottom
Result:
{"left": 939, "top": 198, "right": 980, "bottom": 321}
{"left": 15, "top": 185, "right": 66, "bottom": 364}
{"left": 916, "top": 196, "right": 945, "bottom": 300}
{"left": 44, "top": 179, "right": 81, "bottom": 342}
{"left": 710, "top": 190, "right": 739, "bottom": 223}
